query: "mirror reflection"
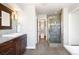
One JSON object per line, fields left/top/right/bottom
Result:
{"left": 1, "top": 11, "right": 10, "bottom": 26}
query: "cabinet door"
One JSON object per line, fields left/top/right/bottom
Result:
{"left": 15, "top": 35, "right": 27, "bottom": 54}
{"left": 4, "top": 47, "right": 16, "bottom": 55}
{"left": 21, "top": 36, "right": 27, "bottom": 54}
{"left": 19, "top": 35, "right": 27, "bottom": 54}
{"left": 15, "top": 38, "right": 21, "bottom": 54}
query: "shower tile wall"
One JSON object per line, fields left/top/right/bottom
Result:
{"left": 48, "top": 15, "right": 61, "bottom": 43}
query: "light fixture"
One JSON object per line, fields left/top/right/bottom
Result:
{"left": 13, "top": 11, "right": 18, "bottom": 20}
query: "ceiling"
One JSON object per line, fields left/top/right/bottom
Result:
{"left": 35, "top": 3, "right": 75, "bottom": 15}
{"left": 9, "top": 3, "right": 76, "bottom": 15}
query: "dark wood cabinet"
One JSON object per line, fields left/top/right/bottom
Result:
{"left": 0, "top": 34, "right": 27, "bottom": 55}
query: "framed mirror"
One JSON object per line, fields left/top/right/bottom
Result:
{"left": 0, "top": 4, "right": 13, "bottom": 29}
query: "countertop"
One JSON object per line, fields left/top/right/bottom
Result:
{"left": 0, "top": 33, "right": 25, "bottom": 44}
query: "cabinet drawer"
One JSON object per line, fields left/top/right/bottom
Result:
{"left": 0, "top": 40, "right": 16, "bottom": 55}
{"left": 0, "top": 47, "right": 16, "bottom": 55}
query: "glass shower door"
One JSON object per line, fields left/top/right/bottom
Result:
{"left": 48, "top": 16, "right": 61, "bottom": 43}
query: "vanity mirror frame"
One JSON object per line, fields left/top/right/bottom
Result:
{"left": 0, "top": 4, "right": 13, "bottom": 29}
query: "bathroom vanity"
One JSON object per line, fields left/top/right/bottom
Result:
{"left": 0, "top": 34, "right": 27, "bottom": 55}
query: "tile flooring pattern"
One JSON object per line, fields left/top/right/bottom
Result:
{"left": 24, "top": 39, "right": 70, "bottom": 55}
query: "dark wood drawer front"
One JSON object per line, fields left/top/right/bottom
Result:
{"left": 0, "top": 47, "right": 16, "bottom": 55}
{"left": 0, "top": 34, "right": 27, "bottom": 55}
{"left": 0, "top": 41, "right": 16, "bottom": 55}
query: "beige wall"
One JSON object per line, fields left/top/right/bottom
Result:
{"left": 19, "top": 4, "right": 37, "bottom": 49}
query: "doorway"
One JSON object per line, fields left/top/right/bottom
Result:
{"left": 37, "top": 15, "right": 47, "bottom": 43}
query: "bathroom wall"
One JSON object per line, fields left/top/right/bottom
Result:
{"left": 19, "top": 4, "right": 37, "bottom": 49}
{"left": 61, "top": 5, "right": 79, "bottom": 46}
{"left": 0, "top": 4, "right": 17, "bottom": 35}
{"left": 61, "top": 8, "right": 69, "bottom": 45}
{"left": 69, "top": 13, "right": 79, "bottom": 45}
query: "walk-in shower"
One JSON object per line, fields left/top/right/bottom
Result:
{"left": 48, "top": 14, "right": 61, "bottom": 44}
